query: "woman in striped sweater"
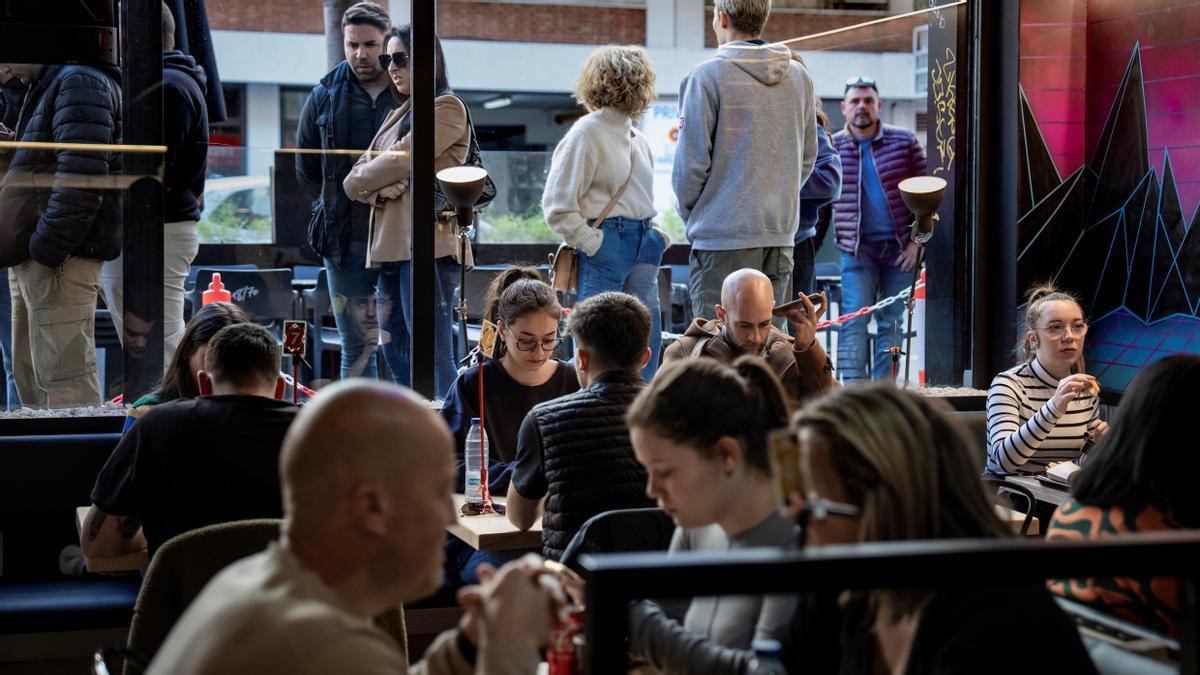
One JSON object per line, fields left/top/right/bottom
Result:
{"left": 985, "top": 285, "right": 1109, "bottom": 476}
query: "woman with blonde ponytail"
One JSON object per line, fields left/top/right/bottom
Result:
{"left": 623, "top": 356, "right": 796, "bottom": 672}
{"left": 984, "top": 284, "right": 1107, "bottom": 477}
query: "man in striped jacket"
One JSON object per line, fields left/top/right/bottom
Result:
{"left": 831, "top": 76, "right": 926, "bottom": 382}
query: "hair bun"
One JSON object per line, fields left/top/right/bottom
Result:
{"left": 1025, "top": 283, "right": 1059, "bottom": 305}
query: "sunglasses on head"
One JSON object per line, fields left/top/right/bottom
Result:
{"left": 378, "top": 51, "right": 409, "bottom": 69}
{"left": 844, "top": 75, "right": 878, "bottom": 94}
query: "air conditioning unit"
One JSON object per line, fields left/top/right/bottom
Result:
{"left": 0, "top": 0, "right": 117, "bottom": 66}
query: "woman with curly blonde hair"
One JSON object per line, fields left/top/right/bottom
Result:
{"left": 542, "top": 45, "right": 667, "bottom": 380}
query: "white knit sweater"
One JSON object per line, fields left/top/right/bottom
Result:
{"left": 985, "top": 358, "right": 1099, "bottom": 476}
{"left": 541, "top": 107, "right": 657, "bottom": 256}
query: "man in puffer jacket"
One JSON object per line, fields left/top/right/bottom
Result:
{"left": 0, "top": 61, "right": 122, "bottom": 408}
{"left": 831, "top": 76, "right": 926, "bottom": 382}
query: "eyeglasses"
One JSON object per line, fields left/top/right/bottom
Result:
{"left": 460, "top": 501, "right": 505, "bottom": 517}
{"left": 844, "top": 76, "right": 878, "bottom": 93}
{"left": 797, "top": 497, "right": 861, "bottom": 526}
{"left": 378, "top": 51, "right": 409, "bottom": 69}
{"left": 513, "top": 336, "right": 563, "bottom": 353}
{"left": 1039, "top": 321, "right": 1088, "bottom": 338}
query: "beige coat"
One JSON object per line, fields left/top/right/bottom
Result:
{"left": 343, "top": 95, "right": 474, "bottom": 268}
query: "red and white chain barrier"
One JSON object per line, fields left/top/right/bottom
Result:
{"left": 815, "top": 277, "right": 926, "bottom": 330}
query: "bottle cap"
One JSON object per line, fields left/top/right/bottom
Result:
{"left": 202, "top": 272, "right": 233, "bottom": 305}
{"left": 470, "top": 417, "right": 480, "bottom": 424}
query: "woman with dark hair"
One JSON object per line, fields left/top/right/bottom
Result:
{"left": 343, "top": 24, "right": 471, "bottom": 396}
{"left": 122, "top": 302, "right": 250, "bottom": 431}
{"left": 1047, "top": 354, "right": 1200, "bottom": 637}
{"left": 984, "top": 284, "right": 1107, "bottom": 476}
{"left": 439, "top": 266, "right": 578, "bottom": 586}
{"left": 439, "top": 266, "right": 578, "bottom": 495}
{"left": 779, "top": 384, "right": 1096, "bottom": 675}
{"left": 623, "top": 356, "right": 797, "bottom": 671}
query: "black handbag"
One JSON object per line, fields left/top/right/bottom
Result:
{"left": 434, "top": 97, "right": 496, "bottom": 215}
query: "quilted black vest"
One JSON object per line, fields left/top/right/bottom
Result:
{"left": 531, "top": 371, "right": 656, "bottom": 560}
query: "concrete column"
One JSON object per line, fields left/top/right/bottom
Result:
{"left": 647, "top": 0, "right": 675, "bottom": 48}
{"left": 677, "top": 0, "right": 706, "bottom": 50}
{"left": 389, "top": 0, "right": 411, "bottom": 27}
{"left": 245, "top": 83, "right": 281, "bottom": 178}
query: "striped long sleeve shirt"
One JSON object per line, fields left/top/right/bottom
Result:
{"left": 985, "top": 358, "right": 1099, "bottom": 476}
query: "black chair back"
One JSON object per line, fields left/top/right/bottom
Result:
{"left": 560, "top": 508, "right": 676, "bottom": 573}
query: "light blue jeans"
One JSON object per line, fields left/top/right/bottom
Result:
{"left": 837, "top": 239, "right": 910, "bottom": 382}
{"left": 576, "top": 217, "right": 666, "bottom": 381}
{"left": 377, "top": 257, "right": 461, "bottom": 398}
{"left": 0, "top": 272, "right": 18, "bottom": 410}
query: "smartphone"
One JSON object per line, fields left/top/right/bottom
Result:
{"left": 772, "top": 293, "right": 824, "bottom": 317}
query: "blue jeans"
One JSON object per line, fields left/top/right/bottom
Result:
{"left": 577, "top": 217, "right": 666, "bottom": 380}
{"left": 324, "top": 241, "right": 380, "bottom": 380}
{"left": 837, "top": 240, "right": 910, "bottom": 382}
{"left": 377, "top": 257, "right": 460, "bottom": 397}
{"left": 0, "top": 272, "right": 18, "bottom": 410}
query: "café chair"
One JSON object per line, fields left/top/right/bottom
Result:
{"left": 987, "top": 478, "right": 1037, "bottom": 536}
{"left": 559, "top": 508, "right": 676, "bottom": 574}
{"left": 122, "top": 519, "right": 284, "bottom": 675}
{"left": 119, "top": 518, "right": 407, "bottom": 674}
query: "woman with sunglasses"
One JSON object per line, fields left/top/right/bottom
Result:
{"left": 622, "top": 356, "right": 797, "bottom": 672}
{"left": 984, "top": 284, "right": 1107, "bottom": 477}
{"left": 343, "top": 24, "right": 473, "bottom": 397}
{"left": 781, "top": 384, "right": 1096, "bottom": 674}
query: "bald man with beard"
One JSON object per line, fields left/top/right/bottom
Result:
{"left": 663, "top": 268, "right": 836, "bottom": 409}
{"left": 148, "top": 380, "right": 558, "bottom": 675}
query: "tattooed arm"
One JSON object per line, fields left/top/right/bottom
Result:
{"left": 80, "top": 505, "right": 147, "bottom": 558}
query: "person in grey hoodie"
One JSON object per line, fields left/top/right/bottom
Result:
{"left": 673, "top": 0, "right": 817, "bottom": 322}
{"left": 101, "top": 2, "right": 210, "bottom": 374}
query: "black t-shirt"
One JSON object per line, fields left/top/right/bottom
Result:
{"left": 439, "top": 359, "right": 579, "bottom": 493}
{"left": 91, "top": 395, "right": 300, "bottom": 556}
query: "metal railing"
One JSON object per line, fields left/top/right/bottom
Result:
{"left": 579, "top": 532, "right": 1200, "bottom": 674}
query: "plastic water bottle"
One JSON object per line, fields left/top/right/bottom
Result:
{"left": 464, "top": 418, "right": 484, "bottom": 505}
{"left": 746, "top": 639, "right": 787, "bottom": 675}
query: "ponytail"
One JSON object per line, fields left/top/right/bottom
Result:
{"left": 627, "top": 356, "right": 787, "bottom": 476}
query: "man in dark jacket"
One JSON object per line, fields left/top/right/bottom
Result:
{"left": 831, "top": 76, "right": 926, "bottom": 382}
{"left": 506, "top": 292, "right": 657, "bottom": 561}
{"left": 0, "top": 61, "right": 122, "bottom": 408}
{"left": 295, "top": 1, "right": 397, "bottom": 380}
{"left": 100, "top": 3, "right": 208, "bottom": 373}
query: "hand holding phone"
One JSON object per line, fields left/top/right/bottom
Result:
{"left": 772, "top": 293, "right": 825, "bottom": 317}
{"left": 774, "top": 292, "right": 827, "bottom": 350}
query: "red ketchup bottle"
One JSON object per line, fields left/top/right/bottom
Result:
{"left": 202, "top": 272, "right": 232, "bottom": 306}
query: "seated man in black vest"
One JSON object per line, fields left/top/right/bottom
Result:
{"left": 82, "top": 323, "right": 298, "bottom": 559}
{"left": 506, "top": 292, "right": 657, "bottom": 561}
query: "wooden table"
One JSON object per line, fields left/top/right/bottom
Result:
{"left": 75, "top": 506, "right": 149, "bottom": 573}
{"left": 446, "top": 495, "right": 542, "bottom": 551}
{"left": 998, "top": 505, "right": 1040, "bottom": 536}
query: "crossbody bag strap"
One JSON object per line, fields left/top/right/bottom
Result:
{"left": 588, "top": 130, "right": 637, "bottom": 229}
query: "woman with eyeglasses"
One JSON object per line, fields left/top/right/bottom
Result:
{"left": 1046, "top": 354, "right": 1200, "bottom": 638}
{"left": 542, "top": 45, "right": 666, "bottom": 381}
{"left": 438, "top": 266, "right": 578, "bottom": 587}
{"left": 984, "top": 284, "right": 1107, "bottom": 477}
{"left": 439, "top": 266, "right": 579, "bottom": 497}
{"left": 621, "top": 356, "right": 797, "bottom": 672}
{"left": 343, "top": 24, "right": 473, "bottom": 396}
{"left": 780, "top": 384, "right": 1097, "bottom": 675}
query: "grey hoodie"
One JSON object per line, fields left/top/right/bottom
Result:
{"left": 672, "top": 41, "right": 817, "bottom": 251}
